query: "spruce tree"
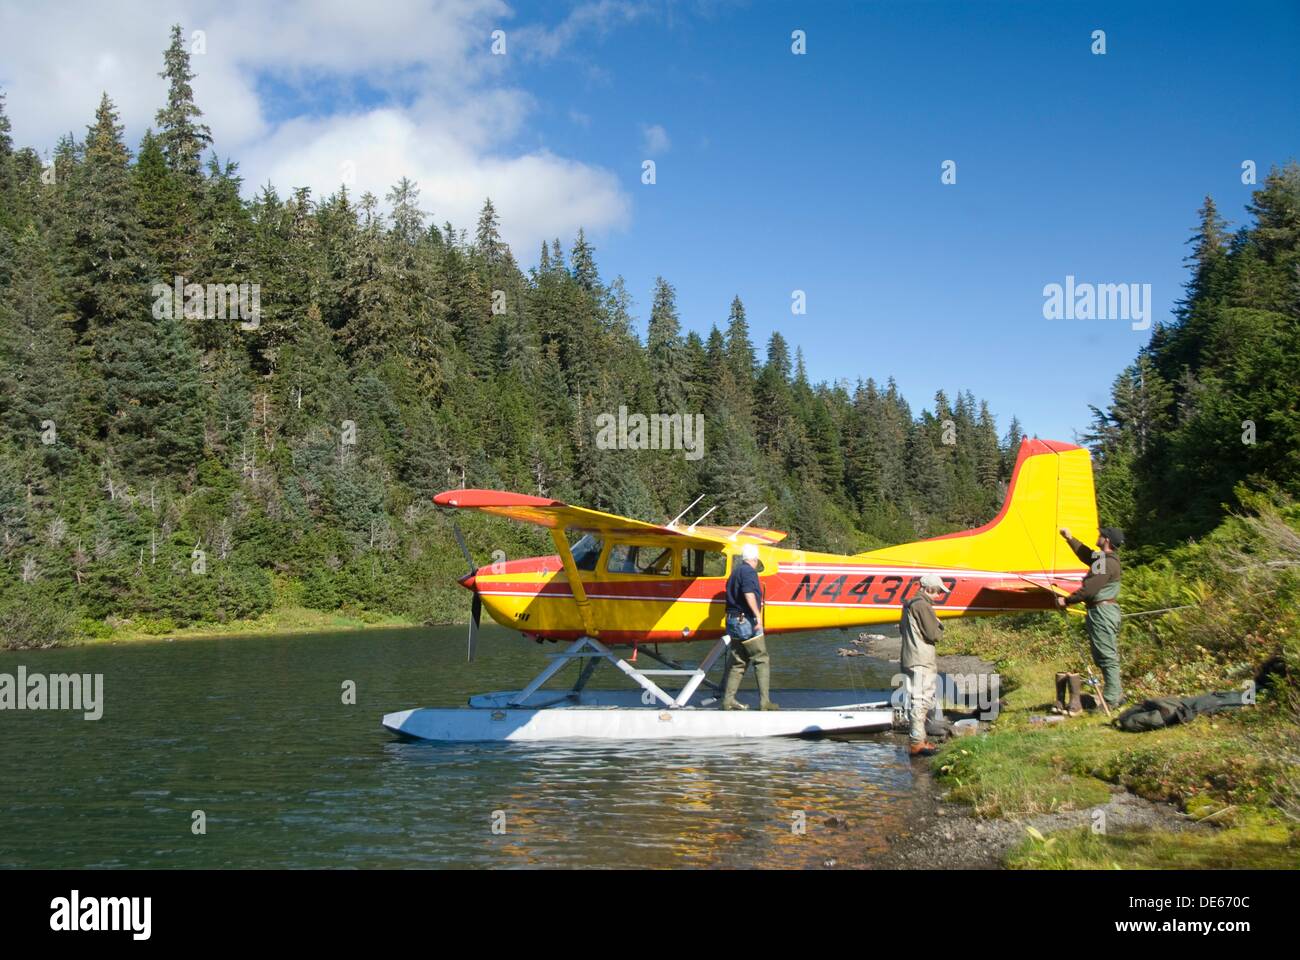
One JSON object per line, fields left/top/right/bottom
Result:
{"left": 724, "top": 296, "right": 756, "bottom": 380}
{"left": 0, "top": 68, "right": 1056, "bottom": 637}
{"left": 647, "top": 276, "right": 684, "bottom": 411}
{"left": 905, "top": 425, "right": 948, "bottom": 521}
{"left": 474, "top": 197, "right": 505, "bottom": 267}
{"left": 571, "top": 228, "right": 598, "bottom": 292}
{"left": 156, "top": 24, "right": 213, "bottom": 180}
{"left": 0, "top": 89, "right": 11, "bottom": 158}
{"left": 0, "top": 226, "right": 75, "bottom": 471}
{"left": 0, "top": 90, "right": 14, "bottom": 226}
{"left": 1002, "top": 416, "right": 1024, "bottom": 474}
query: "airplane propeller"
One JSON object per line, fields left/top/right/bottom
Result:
{"left": 468, "top": 592, "right": 482, "bottom": 663}
{"left": 451, "top": 521, "right": 482, "bottom": 662}
{"left": 451, "top": 522, "right": 475, "bottom": 578}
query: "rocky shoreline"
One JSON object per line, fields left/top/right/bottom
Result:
{"left": 874, "top": 760, "right": 1202, "bottom": 869}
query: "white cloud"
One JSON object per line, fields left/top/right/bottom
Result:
{"left": 244, "top": 105, "right": 628, "bottom": 253}
{"left": 512, "top": 1, "right": 649, "bottom": 61}
{"left": 0, "top": 0, "right": 632, "bottom": 255}
{"left": 640, "top": 123, "right": 670, "bottom": 155}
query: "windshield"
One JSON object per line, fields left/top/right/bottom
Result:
{"left": 570, "top": 533, "right": 603, "bottom": 571}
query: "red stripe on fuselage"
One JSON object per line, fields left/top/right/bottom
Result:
{"left": 478, "top": 567, "right": 1074, "bottom": 611}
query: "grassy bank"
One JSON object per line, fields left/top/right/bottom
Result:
{"left": 933, "top": 622, "right": 1299, "bottom": 869}
{"left": 925, "top": 501, "right": 1300, "bottom": 868}
{"left": 1, "top": 565, "right": 443, "bottom": 649}
{"left": 67, "top": 605, "right": 418, "bottom": 645}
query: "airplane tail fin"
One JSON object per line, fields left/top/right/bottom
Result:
{"left": 858, "top": 438, "right": 1098, "bottom": 575}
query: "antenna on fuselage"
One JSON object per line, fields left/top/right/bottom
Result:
{"left": 687, "top": 505, "right": 718, "bottom": 533}
{"left": 729, "top": 506, "right": 768, "bottom": 541}
{"left": 666, "top": 494, "right": 705, "bottom": 529}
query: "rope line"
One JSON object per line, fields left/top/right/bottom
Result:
{"left": 1121, "top": 603, "right": 1198, "bottom": 619}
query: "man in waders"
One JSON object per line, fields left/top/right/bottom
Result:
{"left": 1056, "top": 526, "right": 1125, "bottom": 711}
{"left": 900, "top": 573, "right": 949, "bottom": 757}
{"left": 721, "top": 542, "right": 779, "bottom": 711}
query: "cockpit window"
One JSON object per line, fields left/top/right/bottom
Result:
{"left": 570, "top": 533, "right": 603, "bottom": 571}
{"left": 606, "top": 543, "right": 674, "bottom": 576}
{"left": 682, "top": 549, "right": 728, "bottom": 578}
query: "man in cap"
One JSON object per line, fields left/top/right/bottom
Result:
{"left": 1056, "top": 526, "right": 1125, "bottom": 710}
{"left": 720, "top": 542, "right": 779, "bottom": 711}
{"left": 899, "top": 573, "right": 949, "bottom": 757}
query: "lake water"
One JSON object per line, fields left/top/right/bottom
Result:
{"left": 0, "top": 626, "right": 919, "bottom": 868}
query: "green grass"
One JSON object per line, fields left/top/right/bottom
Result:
{"left": 937, "top": 724, "right": 1115, "bottom": 817}
{"left": 81, "top": 605, "right": 417, "bottom": 644}
{"left": 932, "top": 620, "right": 1300, "bottom": 868}
{"left": 1006, "top": 815, "right": 1299, "bottom": 869}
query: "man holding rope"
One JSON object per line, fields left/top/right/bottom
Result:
{"left": 1056, "top": 526, "right": 1125, "bottom": 711}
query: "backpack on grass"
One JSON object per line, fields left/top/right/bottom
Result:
{"left": 1114, "top": 690, "right": 1247, "bottom": 733}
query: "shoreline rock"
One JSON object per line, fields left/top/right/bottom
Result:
{"left": 871, "top": 762, "right": 1205, "bottom": 868}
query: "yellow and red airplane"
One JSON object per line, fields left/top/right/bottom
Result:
{"left": 436, "top": 437, "right": 1097, "bottom": 655}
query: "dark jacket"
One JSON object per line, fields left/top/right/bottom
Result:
{"left": 1064, "top": 536, "right": 1122, "bottom": 606}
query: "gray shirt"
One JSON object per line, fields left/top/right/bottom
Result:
{"left": 899, "top": 592, "right": 943, "bottom": 670}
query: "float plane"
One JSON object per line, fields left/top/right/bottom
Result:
{"left": 383, "top": 438, "right": 1097, "bottom": 741}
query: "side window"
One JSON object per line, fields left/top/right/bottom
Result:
{"left": 606, "top": 544, "right": 637, "bottom": 574}
{"left": 606, "top": 544, "right": 674, "bottom": 576}
{"left": 683, "top": 549, "right": 727, "bottom": 578}
{"left": 637, "top": 546, "right": 674, "bottom": 576}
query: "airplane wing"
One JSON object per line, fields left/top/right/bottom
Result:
{"left": 432, "top": 490, "right": 785, "bottom": 547}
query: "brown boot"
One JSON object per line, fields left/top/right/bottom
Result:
{"left": 908, "top": 741, "right": 938, "bottom": 757}
{"left": 1066, "top": 674, "right": 1084, "bottom": 716}
{"left": 1052, "top": 672, "right": 1070, "bottom": 714}
{"left": 756, "top": 659, "right": 779, "bottom": 710}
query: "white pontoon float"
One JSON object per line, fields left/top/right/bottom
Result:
{"left": 382, "top": 635, "right": 896, "bottom": 742}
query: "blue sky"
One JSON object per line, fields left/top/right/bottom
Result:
{"left": 498, "top": 0, "right": 1299, "bottom": 441}
{"left": 3, "top": 0, "right": 1296, "bottom": 443}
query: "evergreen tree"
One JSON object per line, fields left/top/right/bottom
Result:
{"left": 723, "top": 295, "right": 756, "bottom": 422}
{"left": 1002, "top": 415, "right": 1024, "bottom": 474}
{"left": 765, "top": 331, "right": 791, "bottom": 382}
{"left": 0, "top": 89, "right": 11, "bottom": 158}
{"left": 755, "top": 335, "right": 795, "bottom": 456}
{"left": 571, "top": 228, "right": 599, "bottom": 292}
{"left": 807, "top": 390, "right": 844, "bottom": 496}
{"left": 155, "top": 24, "right": 212, "bottom": 180}
{"left": 1085, "top": 164, "right": 1300, "bottom": 545}
{"left": 474, "top": 197, "right": 505, "bottom": 268}
{"left": 0, "top": 70, "right": 1057, "bottom": 642}
{"left": 0, "top": 90, "right": 15, "bottom": 228}
{"left": 905, "top": 425, "right": 948, "bottom": 521}
{"left": 0, "top": 226, "right": 75, "bottom": 472}
{"left": 681, "top": 331, "right": 709, "bottom": 410}
{"left": 647, "top": 276, "right": 684, "bottom": 411}
{"left": 1182, "top": 196, "right": 1230, "bottom": 310}
{"left": 974, "top": 401, "right": 1003, "bottom": 490}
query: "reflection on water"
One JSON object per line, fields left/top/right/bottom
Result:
{"left": 0, "top": 626, "right": 914, "bottom": 868}
{"left": 382, "top": 737, "right": 912, "bottom": 869}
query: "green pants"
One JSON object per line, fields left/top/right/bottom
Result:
{"left": 1085, "top": 603, "right": 1123, "bottom": 705}
{"left": 722, "top": 631, "right": 773, "bottom": 705}
{"left": 724, "top": 631, "right": 769, "bottom": 676}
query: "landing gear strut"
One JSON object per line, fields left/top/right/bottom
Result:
{"left": 505, "top": 635, "right": 732, "bottom": 708}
